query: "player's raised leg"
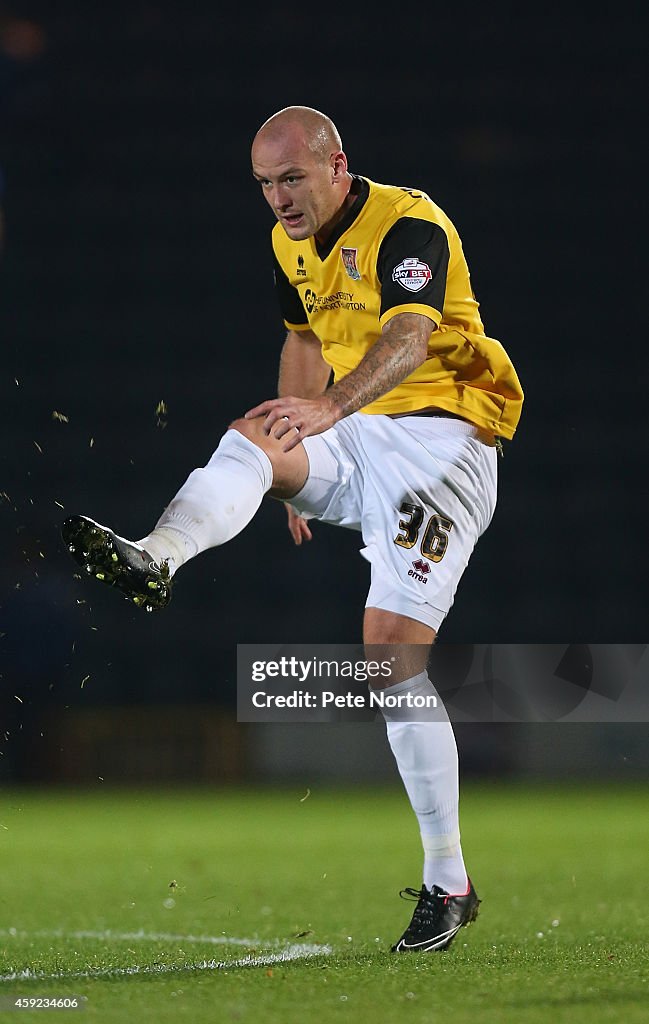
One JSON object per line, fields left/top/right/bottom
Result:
{"left": 364, "top": 607, "right": 480, "bottom": 952}
{"left": 61, "top": 417, "right": 308, "bottom": 610}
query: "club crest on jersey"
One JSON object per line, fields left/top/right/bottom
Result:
{"left": 392, "top": 258, "right": 432, "bottom": 293}
{"left": 340, "top": 247, "right": 361, "bottom": 281}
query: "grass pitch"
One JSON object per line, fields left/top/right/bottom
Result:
{"left": 0, "top": 783, "right": 648, "bottom": 1023}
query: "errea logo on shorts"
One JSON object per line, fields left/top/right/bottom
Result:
{"left": 392, "top": 258, "right": 432, "bottom": 293}
{"left": 409, "top": 558, "right": 430, "bottom": 584}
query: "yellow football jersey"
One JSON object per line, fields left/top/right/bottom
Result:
{"left": 272, "top": 176, "right": 523, "bottom": 439}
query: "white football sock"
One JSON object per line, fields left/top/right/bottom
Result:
{"left": 379, "top": 671, "right": 469, "bottom": 895}
{"left": 138, "top": 429, "right": 273, "bottom": 575}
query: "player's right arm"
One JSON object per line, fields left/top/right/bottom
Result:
{"left": 278, "top": 329, "right": 332, "bottom": 399}
{"left": 278, "top": 329, "right": 330, "bottom": 545}
{"left": 271, "top": 253, "right": 331, "bottom": 400}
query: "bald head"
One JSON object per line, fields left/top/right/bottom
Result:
{"left": 251, "top": 106, "right": 352, "bottom": 243}
{"left": 253, "top": 106, "right": 342, "bottom": 162}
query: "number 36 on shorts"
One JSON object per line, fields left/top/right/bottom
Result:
{"left": 393, "top": 502, "right": 454, "bottom": 563}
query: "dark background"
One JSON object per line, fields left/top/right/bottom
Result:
{"left": 1, "top": 5, "right": 647, "bottom": 780}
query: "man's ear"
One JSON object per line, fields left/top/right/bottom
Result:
{"left": 331, "top": 151, "right": 348, "bottom": 182}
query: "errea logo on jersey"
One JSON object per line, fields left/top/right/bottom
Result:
{"left": 392, "top": 258, "right": 432, "bottom": 293}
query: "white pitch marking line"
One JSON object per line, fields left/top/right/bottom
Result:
{"left": 0, "top": 928, "right": 277, "bottom": 948}
{"left": 0, "top": 944, "right": 331, "bottom": 982}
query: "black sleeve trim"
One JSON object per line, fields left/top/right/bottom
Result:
{"left": 377, "top": 217, "right": 450, "bottom": 320}
{"left": 272, "top": 251, "right": 308, "bottom": 325}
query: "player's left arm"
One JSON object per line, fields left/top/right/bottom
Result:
{"left": 245, "top": 310, "right": 435, "bottom": 451}
{"left": 326, "top": 311, "right": 435, "bottom": 418}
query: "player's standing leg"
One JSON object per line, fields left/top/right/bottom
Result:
{"left": 364, "top": 607, "right": 480, "bottom": 952}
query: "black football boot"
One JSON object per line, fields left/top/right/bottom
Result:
{"left": 61, "top": 514, "right": 172, "bottom": 611}
{"left": 391, "top": 880, "right": 480, "bottom": 952}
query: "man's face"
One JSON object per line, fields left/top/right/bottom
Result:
{"left": 251, "top": 131, "right": 342, "bottom": 241}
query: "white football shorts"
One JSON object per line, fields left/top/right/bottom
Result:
{"left": 289, "top": 414, "right": 498, "bottom": 631}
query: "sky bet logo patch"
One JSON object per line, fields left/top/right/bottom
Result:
{"left": 392, "top": 257, "right": 432, "bottom": 293}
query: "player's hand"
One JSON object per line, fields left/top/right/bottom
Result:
{"left": 244, "top": 394, "right": 339, "bottom": 452}
{"left": 285, "top": 503, "right": 313, "bottom": 545}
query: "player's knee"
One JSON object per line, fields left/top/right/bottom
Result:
{"left": 363, "top": 609, "right": 436, "bottom": 684}
{"left": 226, "top": 416, "right": 308, "bottom": 499}
{"left": 227, "top": 417, "right": 269, "bottom": 451}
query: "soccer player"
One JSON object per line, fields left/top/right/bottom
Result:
{"left": 62, "top": 106, "right": 523, "bottom": 952}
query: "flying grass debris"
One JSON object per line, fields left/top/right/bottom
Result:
{"left": 52, "top": 411, "right": 69, "bottom": 423}
{"left": 156, "top": 400, "right": 168, "bottom": 429}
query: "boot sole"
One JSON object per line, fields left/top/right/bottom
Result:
{"left": 62, "top": 515, "right": 171, "bottom": 611}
